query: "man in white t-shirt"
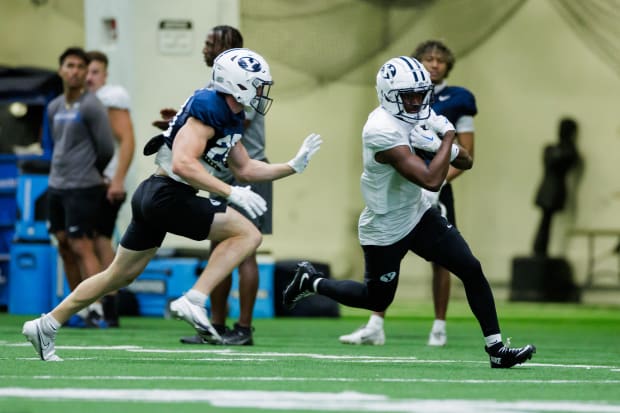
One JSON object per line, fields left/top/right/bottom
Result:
{"left": 86, "top": 50, "right": 136, "bottom": 327}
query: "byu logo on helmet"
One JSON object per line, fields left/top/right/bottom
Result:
{"left": 238, "top": 56, "right": 262, "bottom": 72}
{"left": 380, "top": 63, "right": 396, "bottom": 79}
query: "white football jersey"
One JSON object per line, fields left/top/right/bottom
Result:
{"left": 96, "top": 84, "right": 132, "bottom": 179}
{"left": 358, "top": 106, "right": 432, "bottom": 246}
{"left": 96, "top": 84, "right": 131, "bottom": 110}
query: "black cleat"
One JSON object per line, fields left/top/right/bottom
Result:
{"left": 282, "top": 261, "right": 320, "bottom": 309}
{"left": 85, "top": 310, "right": 108, "bottom": 329}
{"left": 222, "top": 323, "right": 254, "bottom": 346}
{"left": 180, "top": 324, "right": 228, "bottom": 344}
{"left": 485, "top": 342, "right": 536, "bottom": 368}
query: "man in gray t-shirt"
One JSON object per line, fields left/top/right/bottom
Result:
{"left": 46, "top": 47, "right": 114, "bottom": 327}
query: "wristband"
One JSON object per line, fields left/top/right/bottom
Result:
{"left": 450, "top": 144, "right": 460, "bottom": 162}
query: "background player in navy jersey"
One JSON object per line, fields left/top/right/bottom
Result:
{"left": 339, "top": 40, "right": 477, "bottom": 347}
{"left": 285, "top": 55, "right": 535, "bottom": 368}
{"left": 153, "top": 25, "right": 271, "bottom": 346}
{"left": 23, "top": 48, "right": 322, "bottom": 361}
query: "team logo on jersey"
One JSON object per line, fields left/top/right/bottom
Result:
{"left": 54, "top": 111, "right": 81, "bottom": 122}
{"left": 380, "top": 63, "right": 397, "bottom": 79}
{"left": 238, "top": 56, "right": 262, "bottom": 72}
{"left": 379, "top": 271, "right": 397, "bottom": 282}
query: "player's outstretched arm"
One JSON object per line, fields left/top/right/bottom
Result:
{"left": 229, "top": 133, "right": 323, "bottom": 182}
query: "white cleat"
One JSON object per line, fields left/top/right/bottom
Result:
{"left": 169, "top": 296, "right": 222, "bottom": 344}
{"left": 427, "top": 329, "right": 447, "bottom": 347}
{"left": 22, "top": 316, "right": 63, "bottom": 361}
{"left": 339, "top": 324, "right": 385, "bottom": 345}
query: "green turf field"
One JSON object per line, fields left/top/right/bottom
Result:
{"left": 1, "top": 300, "right": 619, "bottom": 412}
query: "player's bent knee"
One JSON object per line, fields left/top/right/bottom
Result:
{"left": 244, "top": 226, "right": 262, "bottom": 250}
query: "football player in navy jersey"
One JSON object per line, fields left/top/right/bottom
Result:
{"left": 22, "top": 48, "right": 322, "bottom": 361}
{"left": 416, "top": 40, "right": 477, "bottom": 346}
{"left": 339, "top": 40, "right": 477, "bottom": 347}
{"left": 284, "top": 55, "right": 535, "bottom": 368}
{"left": 154, "top": 25, "right": 273, "bottom": 346}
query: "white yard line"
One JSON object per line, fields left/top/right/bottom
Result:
{"left": 2, "top": 375, "right": 620, "bottom": 385}
{"left": 4, "top": 341, "right": 620, "bottom": 411}
{"left": 4, "top": 342, "right": 619, "bottom": 370}
{"left": 1, "top": 388, "right": 620, "bottom": 412}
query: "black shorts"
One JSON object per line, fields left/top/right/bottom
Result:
{"left": 120, "top": 175, "right": 227, "bottom": 251}
{"left": 97, "top": 191, "right": 125, "bottom": 238}
{"left": 361, "top": 207, "right": 471, "bottom": 302}
{"left": 47, "top": 185, "right": 106, "bottom": 239}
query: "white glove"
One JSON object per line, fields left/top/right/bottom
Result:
{"left": 226, "top": 186, "right": 267, "bottom": 219}
{"left": 426, "top": 113, "right": 455, "bottom": 136}
{"left": 409, "top": 125, "right": 441, "bottom": 153}
{"left": 287, "top": 133, "right": 322, "bottom": 173}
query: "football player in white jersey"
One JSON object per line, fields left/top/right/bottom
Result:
{"left": 284, "top": 56, "right": 535, "bottom": 368}
{"left": 23, "top": 48, "right": 322, "bottom": 361}
{"left": 86, "top": 50, "right": 136, "bottom": 327}
{"left": 339, "top": 40, "right": 478, "bottom": 347}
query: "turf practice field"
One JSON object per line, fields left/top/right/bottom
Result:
{"left": 1, "top": 300, "right": 619, "bottom": 412}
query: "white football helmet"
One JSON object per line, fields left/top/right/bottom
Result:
{"left": 376, "top": 56, "right": 433, "bottom": 122}
{"left": 212, "top": 48, "right": 274, "bottom": 115}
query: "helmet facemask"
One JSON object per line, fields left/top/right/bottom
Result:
{"left": 389, "top": 86, "right": 433, "bottom": 122}
{"left": 248, "top": 78, "right": 273, "bottom": 115}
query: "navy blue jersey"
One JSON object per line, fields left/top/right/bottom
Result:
{"left": 163, "top": 88, "right": 245, "bottom": 172}
{"left": 431, "top": 85, "right": 477, "bottom": 126}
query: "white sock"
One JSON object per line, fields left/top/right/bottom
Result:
{"left": 485, "top": 334, "right": 502, "bottom": 348}
{"left": 89, "top": 302, "right": 104, "bottom": 316}
{"left": 41, "top": 313, "right": 61, "bottom": 334}
{"left": 431, "top": 319, "right": 446, "bottom": 333}
{"left": 77, "top": 308, "right": 89, "bottom": 319}
{"left": 186, "top": 289, "right": 208, "bottom": 307}
{"left": 367, "top": 314, "right": 384, "bottom": 329}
